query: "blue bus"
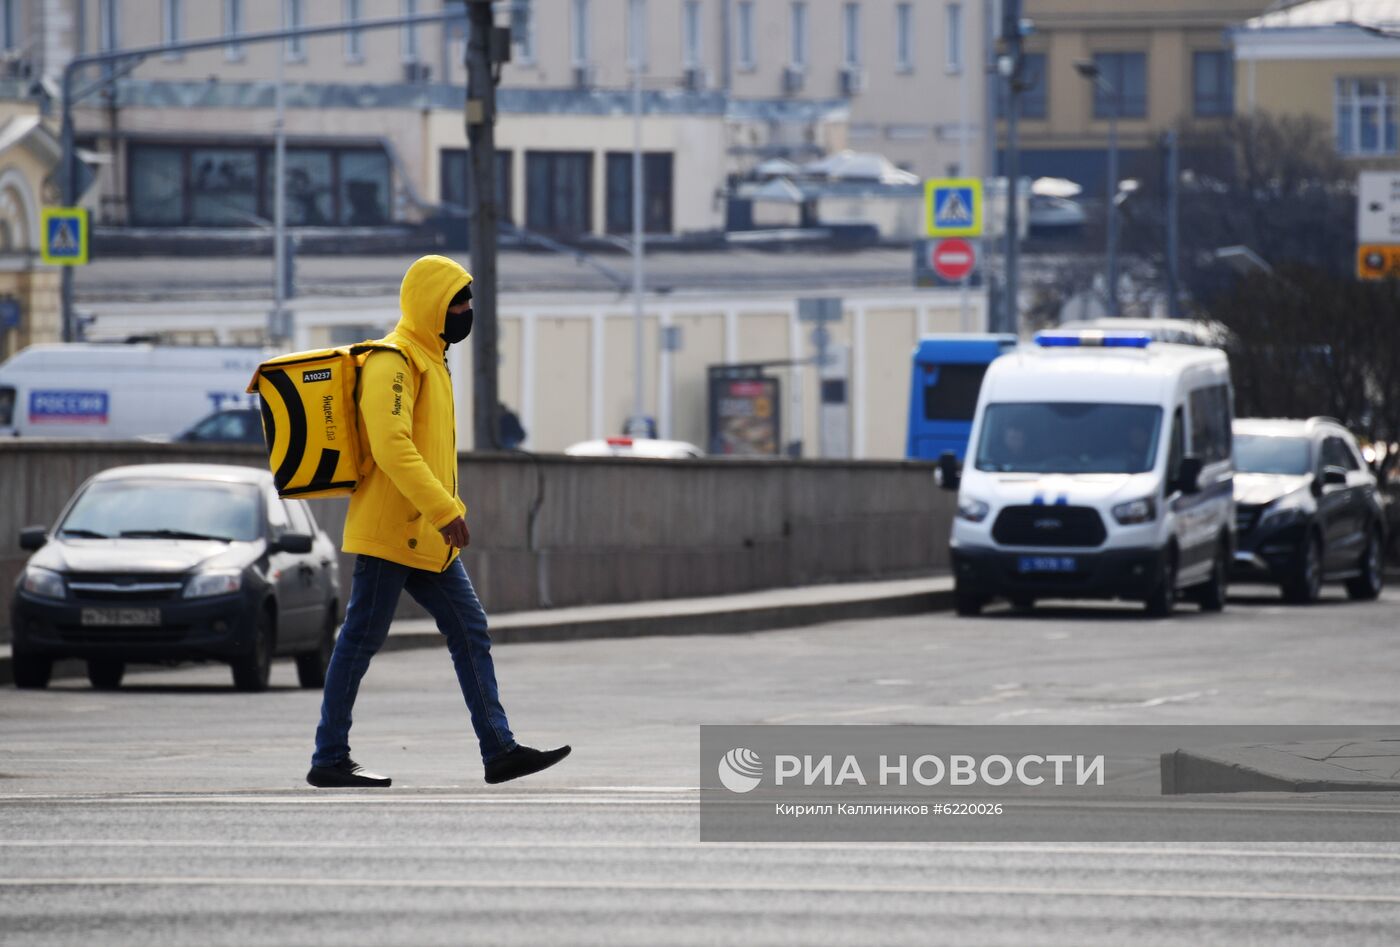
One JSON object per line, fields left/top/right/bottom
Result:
{"left": 905, "top": 334, "right": 1018, "bottom": 461}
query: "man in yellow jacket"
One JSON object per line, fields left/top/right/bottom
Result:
{"left": 307, "top": 255, "right": 570, "bottom": 788}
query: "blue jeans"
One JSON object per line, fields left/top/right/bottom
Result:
{"left": 312, "top": 555, "right": 516, "bottom": 768}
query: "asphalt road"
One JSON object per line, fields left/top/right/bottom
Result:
{"left": 3, "top": 584, "right": 1400, "bottom": 945}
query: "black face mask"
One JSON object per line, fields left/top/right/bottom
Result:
{"left": 441, "top": 307, "right": 473, "bottom": 345}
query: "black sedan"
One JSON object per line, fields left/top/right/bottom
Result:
{"left": 11, "top": 464, "right": 341, "bottom": 692}
{"left": 1232, "top": 418, "right": 1387, "bottom": 603}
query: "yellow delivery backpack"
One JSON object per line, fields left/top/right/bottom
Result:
{"left": 246, "top": 341, "right": 404, "bottom": 499}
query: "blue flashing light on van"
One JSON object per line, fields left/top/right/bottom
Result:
{"left": 905, "top": 334, "right": 1018, "bottom": 462}
{"left": 1034, "top": 331, "right": 1153, "bottom": 349}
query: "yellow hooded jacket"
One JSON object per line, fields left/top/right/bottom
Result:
{"left": 343, "top": 255, "right": 471, "bottom": 572}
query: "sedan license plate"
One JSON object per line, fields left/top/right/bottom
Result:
{"left": 1017, "top": 556, "right": 1078, "bottom": 574}
{"left": 81, "top": 608, "right": 161, "bottom": 627}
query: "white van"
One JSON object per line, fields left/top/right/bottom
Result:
{"left": 941, "top": 331, "right": 1235, "bottom": 617}
{"left": 0, "top": 344, "right": 267, "bottom": 440}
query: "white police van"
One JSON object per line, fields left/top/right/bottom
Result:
{"left": 940, "top": 331, "right": 1235, "bottom": 617}
{"left": 0, "top": 343, "right": 266, "bottom": 440}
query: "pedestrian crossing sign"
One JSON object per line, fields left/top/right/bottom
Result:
{"left": 40, "top": 207, "right": 89, "bottom": 265}
{"left": 925, "top": 178, "right": 983, "bottom": 237}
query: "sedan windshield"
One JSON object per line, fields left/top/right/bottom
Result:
{"left": 976, "top": 403, "right": 1163, "bottom": 474}
{"left": 1233, "top": 434, "right": 1311, "bottom": 476}
{"left": 59, "top": 479, "right": 261, "bottom": 542}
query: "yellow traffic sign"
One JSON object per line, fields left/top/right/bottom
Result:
{"left": 925, "top": 178, "right": 983, "bottom": 237}
{"left": 1357, "top": 244, "right": 1400, "bottom": 280}
{"left": 40, "top": 207, "right": 89, "bottom": 266}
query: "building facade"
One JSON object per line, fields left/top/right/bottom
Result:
{"left": 0, "top": 93, "right": 63, "bottom": 361}
{"left": 5, "top": 1, "right": 986, "bottom": 240}
{"left": 999, "top": 0, "right": 1272, "bottom": 193}
{"left": 1232, "top": 0, "right": 1400, "bottom": 165}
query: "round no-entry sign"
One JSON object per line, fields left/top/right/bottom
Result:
{"left": 931, "top": 238, "right": 976, "bottom": 282}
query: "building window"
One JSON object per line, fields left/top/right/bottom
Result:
{"left": 264, "top": 150, "right": 333, "bottom": 225}
{"left": 340, "top": 151, "right": 391, "bottom": 224}
{"left": 843, "top": 3, "right": 861, "bottom": 68}
{"left": 526, "top": 152, "right": 593, "bottom": 236}
{"left": 512, "top": 0, "right": 535, "bottom": 64}
{"left": 571, "top": 0, "right": 590, "bottom": 67}
{"left": 402, "top": 0, "right": 419, "bottom": 63}
{"left": 284, "top": 0, "right": 306, "bottom": 62}
{"left": 1193, "top": 50, "right": 1232, "bottom": 117}
{"left": 439, "top": 149, "right": 514, "bottom": 223}
{"left": 128, "top": 143, "right": 392, "bottom": 227}
{"left": 162, "top": 0, "right": 181, "bottom": 53}
{"left": 0, "top": 0, "right": 14, "bottom": 50}
{"left": 628, "top": 0, "right": 647, "bottom": 72}
{"left": 996, "top": 51, "right": 1046, "bottom": 119}
{"left": 1092, "top": 52, "right": 1147, "bottom": 118}
{"left": 895, "top": 3, "right": 914, "bottom": 73}
{"left": 344, "top": 0, "right": 363, "bottom": 62}
{"left": 190, "top": 148, "right": 259, "bottom": 226}
{"left": 736, "top": 1, "right": 755, "bottom": 70}
{"left": 129, "top": 147, "right": 184, "bottom": 225}
{"left": 943, "top": 3, "right": 960, "bottom": 74}
{"left": 682, "top": 0, "right": 701, "bottom": 70}
{"left": 605, "top": 152, "right": 674, "bottom": 235}
{"left": 790, "top": 2, "right": 807, "bottom": 69}
{"left": 224, "top": 0, "right": 243, "bottom": 60}
{"left": 1336, "top": 77, "right": 1398, "bottom": 156}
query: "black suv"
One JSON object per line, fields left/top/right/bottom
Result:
{"left": 1232, "top": 418, "right": 1386, "bottom": 603}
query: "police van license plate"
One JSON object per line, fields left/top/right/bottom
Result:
{"left": 81, "top": 608, "right": 161, "bottom": 627}
{"left": 1017, "top": 556, "right": 1077, "bottom": 574}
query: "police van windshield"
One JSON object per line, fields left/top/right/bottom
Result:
{"left": 1233, "top": 434, "right": 1311, "bottom": 476}
{"left": 0, "top": 386, "right": 13, "bottom": 428}
{"left": 976, "top": 403, "right": 1163, "bottom": 474}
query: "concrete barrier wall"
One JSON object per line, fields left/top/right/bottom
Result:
{"left": 0, "top": 442, "right": 954, "bottom": 641}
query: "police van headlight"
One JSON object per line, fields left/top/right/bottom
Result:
{"left": 1111, "top": 497, "right": 1157, "bottom": 525}
{"left": 184, "top": 570, "right": 243, "bottom": 599}
{"left": 957, "top": 497, "right": 991, "bottom": 522}
{"left": 21, "top": 566, "right": 66, "bottom": 600}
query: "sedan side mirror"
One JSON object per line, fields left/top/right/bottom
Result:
{"left": 270, "top": 532, "right": 314, "bottom": 554}
{"left": 936, "top": 451, "right": 961, "bottom": 491}
{"left": 18, "top": 526, "right": 47, "bottom": 551}
{"left": 1174, "top": 456, "right": 1203, "bottom": 495}
{"left": 1321, "top": 466, "right": 1348, "bottom": 487}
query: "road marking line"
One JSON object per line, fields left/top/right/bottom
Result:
{"left": 0, "top": 794, "right": 697, "bottom": 806}
{"left": 3, "top": 876, "right": 1400, "bottom": 904}
{"left": 6, "top": 839, "right": 1400, "bottom": 861}
{"left": 7, "top": 792, "right": 1400, "bottom": 818}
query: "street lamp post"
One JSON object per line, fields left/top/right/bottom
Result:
{"left": 1075, "top": 60, "right": 1120, "bottom": 318}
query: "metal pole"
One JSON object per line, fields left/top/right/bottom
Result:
{"left": 1105, "top": 89, "right": 1120, "bottom": 317}
{"left": 983, "top": 0, "right": 999, "bottom": 333}
{"left": 630, "top": 7, "right": 646, "bottom": 424}
{"left": 1164, "top": 129, "right": 1182, "bottom": 318}
{"left": 1001, "top": 0, "right": 1022, "bottom": 336}
{"left": 466, "top": 0, "right": 500, "bottom": 450}
{"left": 271, "top": 42, "right": 287, "bottom": 343}
{"left": 60, "top": 68, "right": 76, "bottom": 342}
{"left": 957, "top": 17, "right": 971, "bottom": 333}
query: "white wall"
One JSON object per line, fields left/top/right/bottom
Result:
{"left": 81, "top": 288, "right": 989, "bottom": 460}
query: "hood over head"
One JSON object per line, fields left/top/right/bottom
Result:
{"left": 395, "top": 255, "right": 474, "bottom": 357}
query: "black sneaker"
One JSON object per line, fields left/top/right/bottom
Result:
{"left": 306, "top": 758, "right": 392, "bottom": 788}
{"left": 484, "top": 744, "right": 571, "bottom": 785}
